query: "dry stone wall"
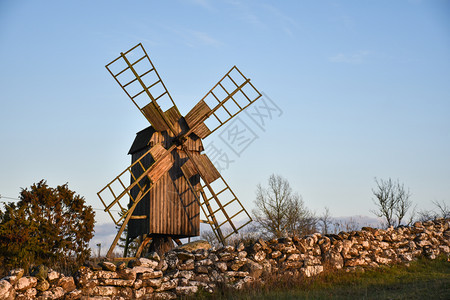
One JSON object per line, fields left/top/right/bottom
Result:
{"left": 1, "top": 218, "right": 449, "bottom": 299}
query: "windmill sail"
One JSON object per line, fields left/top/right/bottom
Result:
{"left": 185, "top": 66, "right": 262, "bottom": 139}
{"left": 105, "top": 43, "right": 180, "bottom": 131}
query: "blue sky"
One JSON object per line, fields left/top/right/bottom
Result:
{"left": 1, "top": 0, "right": 449, "bottom": 230}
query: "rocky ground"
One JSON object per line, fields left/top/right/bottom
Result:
{"left": 0, "top": 218, "right": 449, "bottom": 299}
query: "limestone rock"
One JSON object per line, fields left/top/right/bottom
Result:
{"left": 18, "top": 287, "right": 37, "bottom": 299}
{"left": 116, "top": 261, "right": 127, "bottom": 270}
{"left": 92, "top": 285, "right": 119, "bottom": 296}
{"left": 4, "top": 268, "right": 24, "bottom": 284}
{"left": 118, "top": 268, "right": 137, "bottom": 280}
{"left": 142, "top": 278, "right": 162, "bottom": 288}
{"left": 215, "top": 261, "right": 228, "bottom": 272}
{"left": 230, "top": 258, "right": 247, "bottom": 271}
{"left": 195, "top": 258, "right": 213, "bottom": 267}
{"left": 178, "top": 259, "right": 195, "bottom": 270}
{"left": 15, "top": 276, "right": 37, "bottom": 292}
{"left": 176, "top": 240, "right": 211, "bottom": 252}
{"left": 287, "top": 253, "right": 300, "bottom": 261}
{"left": 96, "top": 270, "right": 118, "bottom": 279}
{"left": 47, "top": 270, "right": 60, "bottom": 283}
{"left": 301, "top": 265, "right": 323, "bottom": 277}
{"left": 36, "top": 278, "right": 50, "bottom": 291}
{"left": 134, "top": 279, "right": 143, "bottom": 289}
{"left": 324, "top": 250, "right": 344, "bottom": 269}
{"left": 225, "top": 271, "right": 249, "bottom": 278}
{"left": 175, "top": 285, "right": 198, "bottom": 295}
{"left": 101, "top": 278, "right": 135, "bottom": 287}
{"left": 165, "top": 253, "right": 179, "bottom": 270}
{"left": 175, "top": 250, "right": 195, "bottom": 261}
{"left": 152, "top": 291, "right": 177, "bottom": 299}
{"left": 132, "top": 266, "right": 156, "bottom": 275}
{"left": 375, "top": 256, "right": 392, "bottom": 265}
{"left": 137, "top": 270, "right": 163, "bottom": 280}
{"left": 236, "top": 242, "right": 245, "bottom": 252}
{"left": 271, "top": 250, "right": 282, "bottom": 259}
{"left": 41, "top": 286, "right": 65, "bottom": 299}
{"left": 345, "top": 257, "right": 366, "bottom": 267}
{"left": 134, "top": 286, "right": 154, "bottom": 298}
{"left": 146, "top": 251, "right": 161, "bottom": 262}
{"left": 99, "top": 261, "right": 117, "bottom": 272}
{"left": 195, "top": 265, "right": 209, "bottom": 274}
{"left": 74, "top": 266, "right": 95, "bottom": 287}
{"left": 238, "top": 251, "right": 247, "bottom": 259}
{"left": 304, "top": 255, "right": 321, "bottom": 266}
{"left": 65, "top": 289, "right": 82, "bottom": 300}
{"left": 193, "top": 249, "right": 209, "bottom": 260}
{"left": 0, "top": 280, "right": 14, "bottom": 300}
{"left": 155, "top": 278, "right": 178, "bottom": 291}
{"left": 244, "top": 259, "right": 263, "bottom": 278}
{"left": 282, "top": 261, "right": 303, "bottom": 269}
{"left": 221, "top": 245, "right": 236, "bottom": 253}
{"left": 58, "top": 276, "right": 76, "bottom": 292}
{"left": 233, "top": 275, "right": 253, "bottom": 290}
{"left": 253, "top": 250, "right": 266, "bottom": 262}
{"left": 129, "top": 257, "right": 159, "bottom": 269}
{"left": 178, "top": 270, "right": 195, "bottom": 280}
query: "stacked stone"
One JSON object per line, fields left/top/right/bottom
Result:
{"left": 0, "top": 267, "right": 76, "bottom": 300}
{"left": 0, "top": 218, "right": 448, "bottom": 299}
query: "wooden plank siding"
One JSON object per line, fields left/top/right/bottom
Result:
{"left": 128, "top": 123, "right": 203, "bottom": 241}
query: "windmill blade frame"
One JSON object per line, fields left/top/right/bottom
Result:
{"left": 180, "top": 151, "right": 252, "bottom": 244}
{"left": 184, "top": 66, "right": 262, "bottom": 140}
{"left": 98, "top": 143, "right": 175, "bottom": 225}
{"left": 105, "top": 43, "right": 180, "bottom": 132}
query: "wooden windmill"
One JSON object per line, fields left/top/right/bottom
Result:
{"left": 98, "top": 43, "right": 262, "bottom": 258}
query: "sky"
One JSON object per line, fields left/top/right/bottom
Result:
{"left": 1, "top": 0, "right": 449, "bottom": 242}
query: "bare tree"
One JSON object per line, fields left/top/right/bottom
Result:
{"left": 200, "top": 223, "right": 262, "bottom": 248}
{"left": 253, "top": 174, "right": 316, "bottom": 238}
{"left": 318, "top": 206, "right": 333, "bottom": 234}
{"left": 433, "top": 200, "right": 450, "bottom": 219}
{"left": 417, "top": 200, "right": 450, "bottom": 221}
{"left": 371, "top": 177, "right": 413, "bottom": 228}
{"left": 332, "top": 217, "right": 361, "bottom": 233}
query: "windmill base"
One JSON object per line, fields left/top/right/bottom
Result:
{"left": 131, "top": 235, "right": 183, "bottom": 258}
{"left": 148, "top": 235, "right": 175, "bottom": 257}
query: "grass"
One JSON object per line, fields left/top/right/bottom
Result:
{"left": 192, "top": 255, "right": 450, "bottom": 300}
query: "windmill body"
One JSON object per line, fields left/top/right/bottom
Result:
{"left": 98, "top": 43, "right": 262, "bottom": 258}
{"left": 128, "top": 124, "right": 202, "bottom": 241}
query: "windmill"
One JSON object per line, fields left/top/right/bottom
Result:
{"left": 98, "top": 43, "right": 262, "bottom": 258}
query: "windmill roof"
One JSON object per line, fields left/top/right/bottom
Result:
{"left": 128, "top": 126, "right": 156, "bottom": 154}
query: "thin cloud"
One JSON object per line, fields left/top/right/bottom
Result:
{"left": 163, "top": 25, "right": 224, "bottom": 48}
{"left": 262, "top": 4, "right": 299, "bottom": 37}
{"left": 187, "top": 0, "right": 215, "bottom": 11}
{"left": 329, "top": 50, "right": 370, "bottom": 64}
{"left": 188, "top": 30, "right": 223, "bottom": 47}
{"left": 225, "top": 0, "right": 266, "bottom": 28}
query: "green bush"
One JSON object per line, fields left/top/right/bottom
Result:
{"left": 0, "top": 180, "right": 95, "bottom": 275}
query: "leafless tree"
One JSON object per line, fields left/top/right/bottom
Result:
{"left": 417, "top": 200, "right": 450, "bottom": 221}
{"left": 433, "top": 200, "right": 450, "bottom": 219}
{"left": 200, "top": 229, "right": 222, "bottom": 248}
{"left": 332, "top": 217, "right": 361, "bottom": 233}
{"left": 318, "top": 206, "right": 333, "bottom": 234}
{"left": 371, "top": 177, "right": 413, "bottom": 228}
{"left": 253, "top": 174, "right": 316, "bottom": 238}
{"left": 200, "top": 223, "right": 262, "bottom": 248}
